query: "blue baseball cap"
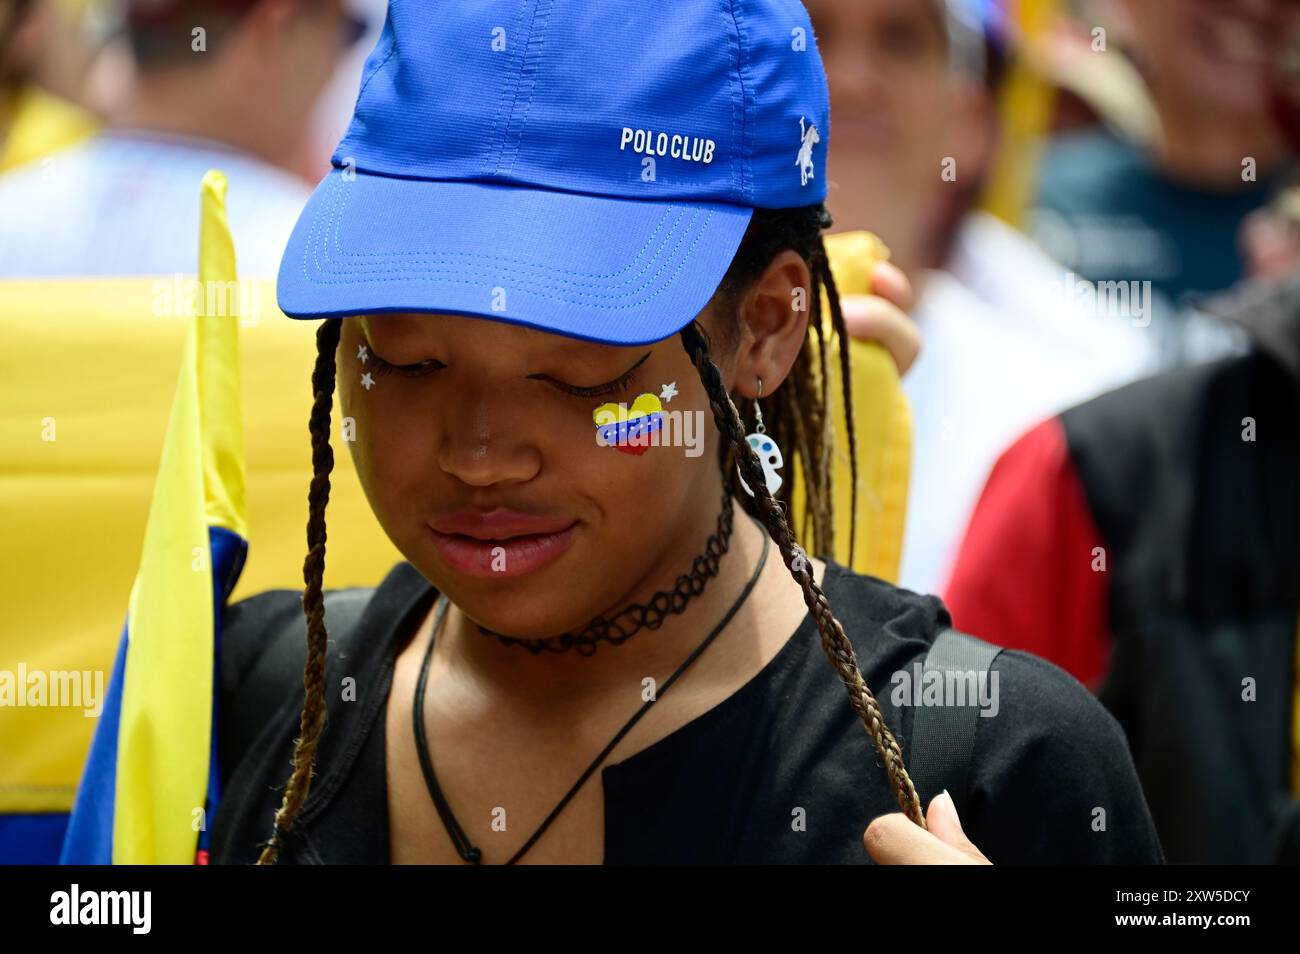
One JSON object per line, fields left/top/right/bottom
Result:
{"left": 276, "top": 0, "right": 831, "bottom": 346}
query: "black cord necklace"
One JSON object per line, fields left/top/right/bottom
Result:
{"left": 411, "top": 517, "right": 771, "bottom": 864}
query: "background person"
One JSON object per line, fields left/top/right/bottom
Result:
{"left": 807, "top": 0, "right": 1155, "bottom": 596}
{"left": 1030, "top": 0, "right": 1297, "bottom": 364}
{"left": 0, "top": 0, "right": 365, "bottom": 276}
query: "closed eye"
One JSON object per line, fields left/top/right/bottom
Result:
{"left": 530, "top": 352, "right": 651, "bottom": 398}
{"left": 366, "top": 349, "right": 651, "bottom": 395}
{"left": 370, "top": 354, "right": 446, "bottom": 378}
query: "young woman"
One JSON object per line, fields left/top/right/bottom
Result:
{"left": 211, "top": 0, "right": 1163, "bottom": 865}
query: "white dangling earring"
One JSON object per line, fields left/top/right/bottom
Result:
{"left": 737, "top": 378, "right": 785, "bottom": 498}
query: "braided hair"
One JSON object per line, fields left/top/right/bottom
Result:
{"left": 255, "top": 202, "right": 924, "bottom": 864}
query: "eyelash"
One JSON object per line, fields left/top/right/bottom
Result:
{"left": 369, "top": 355, "right": 445, "bottom": 379}
{"left": 367, "top": 353, "right": 641, "bottom": 397}
{"left": 546, "top": 365, "right": 641, "bottom": 399}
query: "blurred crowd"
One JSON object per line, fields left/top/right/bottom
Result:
{"left": 2, "top": 0, "right": 1298, "bottom": 863}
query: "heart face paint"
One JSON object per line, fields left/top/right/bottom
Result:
{"left": 594, "top": 392, "right": 664, "bottom": 455}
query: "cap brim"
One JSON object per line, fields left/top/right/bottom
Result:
{"left": 276, "top": 168, "right": 754, "bottom": 346}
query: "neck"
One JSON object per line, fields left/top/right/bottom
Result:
{"left": 434, "top": 511, "right": 774, "bottom": 713}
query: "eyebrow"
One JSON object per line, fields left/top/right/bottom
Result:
{"left": 525, "top": 350, "right": 652, "bottom": 386}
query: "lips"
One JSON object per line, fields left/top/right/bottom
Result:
{"left": 431, "top": 508, "right": 574, "bottom": 539}
{"left": 428, "top": 508, "right": 578, "bottom": 579}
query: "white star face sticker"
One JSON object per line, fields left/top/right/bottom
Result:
{"left": 361, "top": 371, "right": 375, "bottom": 390}
{"left": 357, "top": 344, "right": 369, "bottom": 363}
{"left": 659, "top": 381, "right": 678, "bottom": 403}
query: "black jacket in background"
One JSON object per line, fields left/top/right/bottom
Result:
{"left": 1066, "top": 295, "right": 1300, "bottom": 864}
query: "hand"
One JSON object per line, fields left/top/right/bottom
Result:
{"left": 863, "top": 790, "right": 992, "bottom": 865}
{"left": 840, "top": 260, "right": 921, "bottom": 377}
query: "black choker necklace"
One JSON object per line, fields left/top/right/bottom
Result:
{"left": 477, "top": 482, "right": 735, "bottom": 655}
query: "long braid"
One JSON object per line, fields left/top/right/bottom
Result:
{"left": 814, "top": 236, "right": 860, "bottom": 562}
{"left": 808, "top": 255, "right": 835, "bottom": 529}
{"left": 776, "top": 369, "right": 815, "bottom": 544}
{"left": 680, "top": 321, "right": 926, "bottom": 828}
{"left": 257, "top": 317, "right": 343, "bottom": 864}
{"left": 787, "top": 350, "right": 831, "bottom": 554}
{"left": 806, "top": 242, "right": 838, "bottom": 553}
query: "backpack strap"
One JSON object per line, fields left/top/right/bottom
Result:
{"left": 321, "top": 588, "right": 374, "bottom": 657}
{"left": 220, "top": 586, "right": 377, "bottom": 784}
{"left": 251, "top": 588, "right": 375, "bottom": 701}
{"left": 905, "top": 627, "right": 1004, "bottom": 817}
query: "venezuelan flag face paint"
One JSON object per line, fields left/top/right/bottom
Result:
{"left": 593, "top": 393, "right": 665, "bottom": 455}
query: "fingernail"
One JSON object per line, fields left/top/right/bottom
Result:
{"left": 938, "top": 789, "right": 967, "bottom": 834}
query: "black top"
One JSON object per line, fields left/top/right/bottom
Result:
{"left": 211, "top": 559, "right": 1164, "bottom": 864}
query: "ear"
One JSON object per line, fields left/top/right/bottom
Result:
{"left": 729, "top": 248, "right": 812, "bottom": 400}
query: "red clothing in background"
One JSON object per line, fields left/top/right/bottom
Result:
{"left": 943, "top": 417, "right": 1112, "bottom": 691}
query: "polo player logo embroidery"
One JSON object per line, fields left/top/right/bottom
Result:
{"left": 796, "top": 117, "right": 819, "bottom": 187}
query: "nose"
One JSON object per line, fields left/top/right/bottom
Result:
{"left": 437, "top": 387, "right": 542, "bottom": 488}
